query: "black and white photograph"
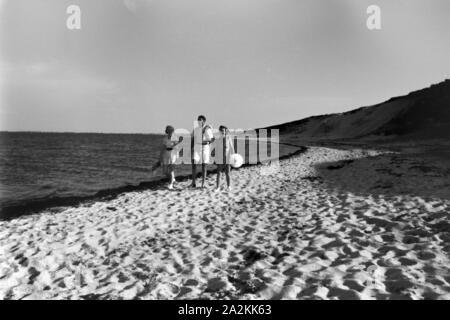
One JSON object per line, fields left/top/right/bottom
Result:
{"left": 0, "top": 0, "right": 449, "bottom": 303}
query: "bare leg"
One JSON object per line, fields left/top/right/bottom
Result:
{"left": 190, "top": 140, "right": 196, "bottom": 187}
{"left": 225, "top": 165, "right": 231, "bottom": 188}
{"left": 151, "top": 161, "right": 161, "bottom": 173}
{"left": 168, "top": 168, "right": 175, "bottom": 189}
{"left": 201, "top": 163, "right": 207, "bottom": 188}
{"left": 191, "top": 163, "right": 196, "bottom": 187}
{"left": 216, "top": 169, "right": 221, "bottom": 190}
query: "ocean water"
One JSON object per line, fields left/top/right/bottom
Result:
{"left": 0, "top": 132, "right": 301, "bottom": 218}
{"left": 0, "top": 132, "right": 167, "bottom": 216}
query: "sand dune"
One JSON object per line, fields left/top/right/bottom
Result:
{"left": 267, "top": 79, "right": 450, "bottom": 141}
{"left": 0, "top": 146, "right": 449, "bottom": 300}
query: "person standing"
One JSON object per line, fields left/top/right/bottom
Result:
{"left": 215, "top": 125, "right": 234, "bottom": 191}
{"left": 191, "top": 115, "right": 214, "bottom": 188}
{"left": 153, "top": 125, "right": 183, "bottom": 189}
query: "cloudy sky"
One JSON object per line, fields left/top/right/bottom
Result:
{"left": 1, "top": 0, "right": 449, "bottom": 133}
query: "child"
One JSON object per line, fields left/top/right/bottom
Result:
{"left": 153, "top": 125, "right": 183, "bottom": 189}
{"left": 215, "top": 125, "right": 234, "bottom": 191}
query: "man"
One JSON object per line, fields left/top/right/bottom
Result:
{"left": 191, "top": 115, "right": 214, "bottom": 188}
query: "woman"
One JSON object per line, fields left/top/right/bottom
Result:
{"left": 152, "top": 125, "right": 183, "bottom": 189}
{"left": 215, "top": 125, "right": 234, "bottom": 191}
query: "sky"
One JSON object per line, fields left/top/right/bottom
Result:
{"left": 0, "top": 0, "right": 449, "bottom": 133}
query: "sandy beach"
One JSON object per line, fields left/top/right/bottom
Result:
{"left": 0, "top": 146, "right": 449, "bottom": 300}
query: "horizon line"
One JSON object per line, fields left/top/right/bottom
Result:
{"left": 2, "top": 78, "right": 448, "bottom": 135}
{"left": 0, "top": 130, "right": 165, "bottom": 135}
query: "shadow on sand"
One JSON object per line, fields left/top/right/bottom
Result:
{"left": 309, "top": 148, "right": 450, "bottom": 299}
{"left": 314, "top": 149, "right": 450, "bottom": 201}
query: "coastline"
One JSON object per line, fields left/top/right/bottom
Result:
{"left": 0, "top": 143, "right": 307, "bottom": 220}
{"left": 1, "top": 145, "right": 449, "bottom": 299}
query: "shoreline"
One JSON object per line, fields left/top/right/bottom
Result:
{"left": 0, "top": 144, "right": 307, "bottom": 221}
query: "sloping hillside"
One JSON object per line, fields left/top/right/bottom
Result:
{"left": 268, "top": 79, "right": 450, "bottom": 141}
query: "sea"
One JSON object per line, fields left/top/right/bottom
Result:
{"left": 0, "top": 132, "right": 302, "bottom": 219}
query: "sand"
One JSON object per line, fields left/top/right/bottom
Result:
{"left": 0, "top": 146, "right": 449, "bottom": 300}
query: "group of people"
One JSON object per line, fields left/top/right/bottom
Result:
{"left": 152, "top": 115, "right": 235, "bottom": 191}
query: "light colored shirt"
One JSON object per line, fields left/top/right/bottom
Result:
{"left": 193, "top": 125, "right": 213, "bottom": 145}
{"left": 221, "top": 134, "right": 234, "bottom": 156}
